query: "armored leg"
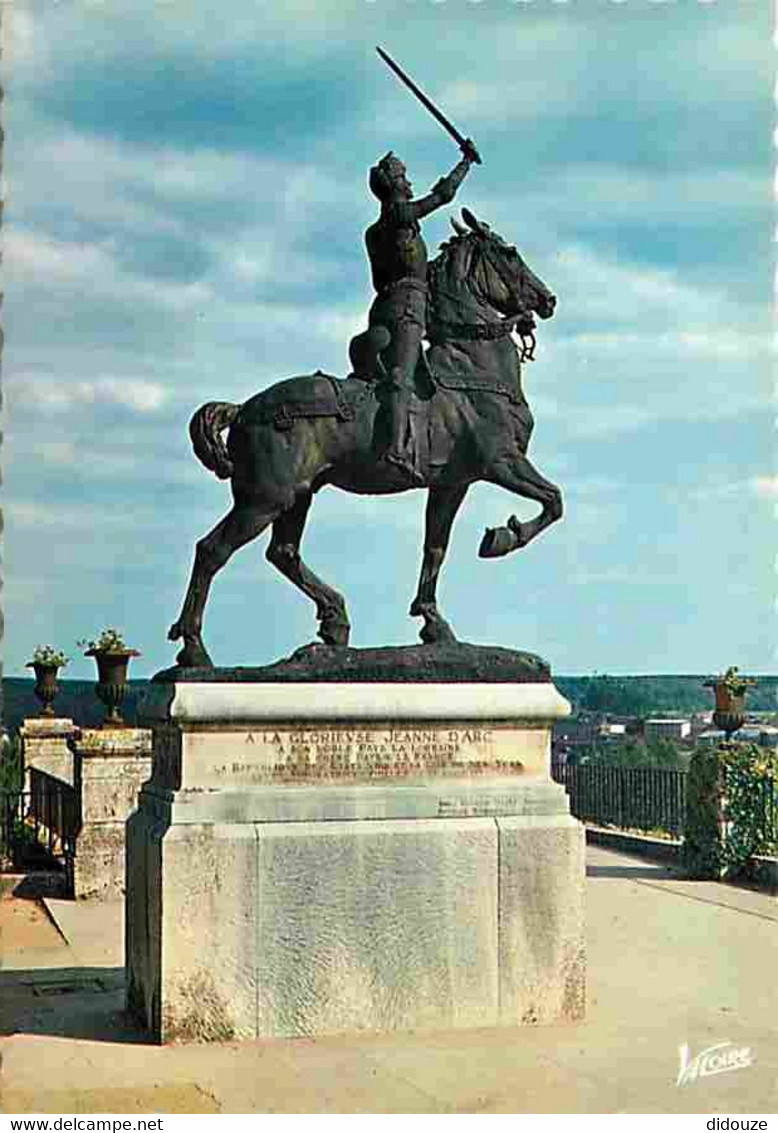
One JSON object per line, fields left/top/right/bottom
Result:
{"left": 382, "top": 316, "right": 425, "bottom": 484}
{"left": 384, "top": 377, "right": 424, "bottom": 485}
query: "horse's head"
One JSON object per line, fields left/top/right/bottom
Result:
{"left": 430, "top": 208, "right": 557, "bottom": 325}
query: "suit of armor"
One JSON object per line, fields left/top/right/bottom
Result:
{"left": 365, "top": 151, "right": 473, "bottom": 482}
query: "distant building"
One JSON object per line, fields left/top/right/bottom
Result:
{"left": 644, "top": 718, "right": 691, "bottom": 742}
{"left": 696, "top": 730, "right": 726, "bottom": 747}
{"left": 553, "top": 718, "right": 600, "bottom": 746}
{"left": 733, "top": 726, "right": 778, "bottom": 749}
{"left": 696, "top": 727, "right": 778, "bottom": 749}
{"left": 599, "top": 722, "right": 627, "bottom": 737}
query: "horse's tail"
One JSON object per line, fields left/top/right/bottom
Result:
{"left": 189, "top": 401, "right": 241, "bottom": 480}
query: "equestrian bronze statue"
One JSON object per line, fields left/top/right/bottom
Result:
{"left": 168, "top": 52, "right": 561, "bottom": 667}
{"left": 169, "top": 205, "right": 562, "bottom": 668}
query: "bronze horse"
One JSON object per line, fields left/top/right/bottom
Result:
{"left": 169, "top": 208, "right": 562, "bottom": 667}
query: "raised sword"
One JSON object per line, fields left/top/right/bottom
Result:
{"left": 376, "top": 46, "right": 482, "bottom": 164}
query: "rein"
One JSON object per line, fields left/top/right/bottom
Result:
{"left": 427, "top": 306, "right": 537, "bottom": 363}
{"left": 428, "top": 248, "right": 538, "bottom": 363}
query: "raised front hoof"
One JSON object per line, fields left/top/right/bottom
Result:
{"left": 175, "top": 638, "right": 214, "bottom": 669}
{"left": 479, "top": 525, "right": 520, "bottom": 559}
{"left": 318, "top": 618, "right": 351, "bottom": 647}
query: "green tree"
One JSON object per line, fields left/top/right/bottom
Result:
{"left": 579, "top": 675, "right": 652, "bottom": 717}
{"left": 0, "top": 735, "right": 23, "bottom": 793}
{"left": 645, "top": 738, "right": 684, "bottom": 768}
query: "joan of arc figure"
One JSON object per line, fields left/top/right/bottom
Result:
{"left": 365, "top": 145, "right": 478, "bottom": 482}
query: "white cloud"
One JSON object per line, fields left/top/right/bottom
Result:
{"left": 535, "top": 166, "right": 768, "bottom": 226}
{"left": 10, "top": 499, "right": 131, "bottom": 531}
{"left": 4, "top": 3, "right": 48, "bottom": 73}
{"left": 6, "top": 374, "right": 168, "bottom": 415}
{"left": 6, "top": 227, "right": 214, "bottom": 312}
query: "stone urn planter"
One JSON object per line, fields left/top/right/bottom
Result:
{"left": 26, "top": 646, "right": 69, "bottom": 717}
{"left": 79, "top": 629, "right": 140, "bottom": 727}
{"left": 704, "top": 668, "right": 756, "bottom": 741}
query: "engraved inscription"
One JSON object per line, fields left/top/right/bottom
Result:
{"left": 437, "top": 795, "right": 524, "bottom": 817}
{"left": 191, "top": 724, "right": 528, "bottom": 784}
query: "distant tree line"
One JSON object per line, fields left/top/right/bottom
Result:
{"left": 572, "top": 737, "right": 687, "bottom": 769}
{"left": 555, "top": 674, "right": 777, "bottom": 717}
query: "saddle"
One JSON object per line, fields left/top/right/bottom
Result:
{"left": 254, "top": 371, "right": 362, "bottom": 431}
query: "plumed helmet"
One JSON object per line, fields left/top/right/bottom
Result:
{"left": 369, "top": 151, "right": 406, "bottom": 201}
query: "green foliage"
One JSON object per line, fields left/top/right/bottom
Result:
{"left": 582, "top": 737, "right": 684, "bottom": 769}
{"left": 682, "top": 746, "right": 722, "bottom": 879}
{"left": 719, "top": 743, "right": 777, "bottom": 869}
{"left": 0, "top": 734, "right": 23, "bottom": 794}
{"left": 554, "top": 673, "right": 778, "bottom": 714}
{"left": 645, "top": 738, "right": 685, "bottom": 769}
{"left": 682, "top": 743, "right": 777, "bottom": 880}
{"left": 704, "top": 667, "right": 757, "bottom": 698}
{"left": 577, "top": 675, "right": 653, "bottom": 717}
{"left": 583, "top": 739, "right": 642, "bottom": 767}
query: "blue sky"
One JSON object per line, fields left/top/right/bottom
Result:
{"left": 4, "top": 0, "right": 774, "bottom": 678}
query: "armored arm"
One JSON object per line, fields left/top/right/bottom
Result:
{"left": 397, "top": 155, "right": 474, "bottom": 223}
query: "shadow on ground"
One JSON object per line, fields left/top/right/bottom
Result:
{"left": 586, "top": 862, "right": 679, "bottom": 880}
{"left": 0, "top": 967, "right": 149, "bottom": 1044}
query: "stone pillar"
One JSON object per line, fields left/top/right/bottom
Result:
{"left": 20, "top": 718, "right": 79, "bottom": 787}
{"left": 72, "top": 727, "right": 153, "bottom": 900}
{"left": 127, "top": 647, "right": 586, "bottom": 1043}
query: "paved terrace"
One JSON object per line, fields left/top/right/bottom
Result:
{"left": 1, "top": 845, "right": 776, "bottom": 1114}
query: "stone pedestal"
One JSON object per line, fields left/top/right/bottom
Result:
{"left": 21, "top": 717, "right": 78, "bottom": 788}
{"left": 72, "top": 727, "right": 153, "bottom": 900}
{"left": 127, "top": 647, "right": 585, "bottom": 1043}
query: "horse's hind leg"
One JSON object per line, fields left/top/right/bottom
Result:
{"left": 266, "top": 491, "right": 351, "bottom": 646}
{"left": 169, "top": 502, "right": 277, "bottom": 667}
{"left": 409, "top": 484, "right": 468, "bottom": 644}
{"left": 479, "top": 454, "right": 563, "bottom": 558}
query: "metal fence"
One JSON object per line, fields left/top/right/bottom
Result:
{"left": 1, "top": 772, "right": 79, "bottom": 893}
{"left": 551, "top": 762, "right": 687, "bottom": 837}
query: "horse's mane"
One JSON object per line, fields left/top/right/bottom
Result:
{"left": 429, "top": 231, "right": 475, "bottom": 276}
{"left": 427, "top": 232, "right": 480, "bottom": 303}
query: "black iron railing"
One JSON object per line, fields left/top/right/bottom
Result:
{"left": 28, "top": 768, "right": 80, "bottom": 860}
{"left": 1, "top": 772, "right": 79, "bottom": 893}
{"left": 551, "top": 762, "right": 687, "bottom": 837}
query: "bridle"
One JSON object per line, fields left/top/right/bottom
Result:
{"left": 427, "top": 240, "right": 539, "bottom": 362}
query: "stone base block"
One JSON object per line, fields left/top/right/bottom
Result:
{"left": 74, "top": 825, "right": 129, "bottom": 901}
{"left": 21, "top": 718, "right": 78, "bottom": 788}
{"left": 127, "top": 781, "right": 584, "bottom": 1042}
{"left": 71, "top": 727, "right": 153, "bottom": 900}
{"left": 127, "top": 664, "right": 584, "bottom": 1042}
